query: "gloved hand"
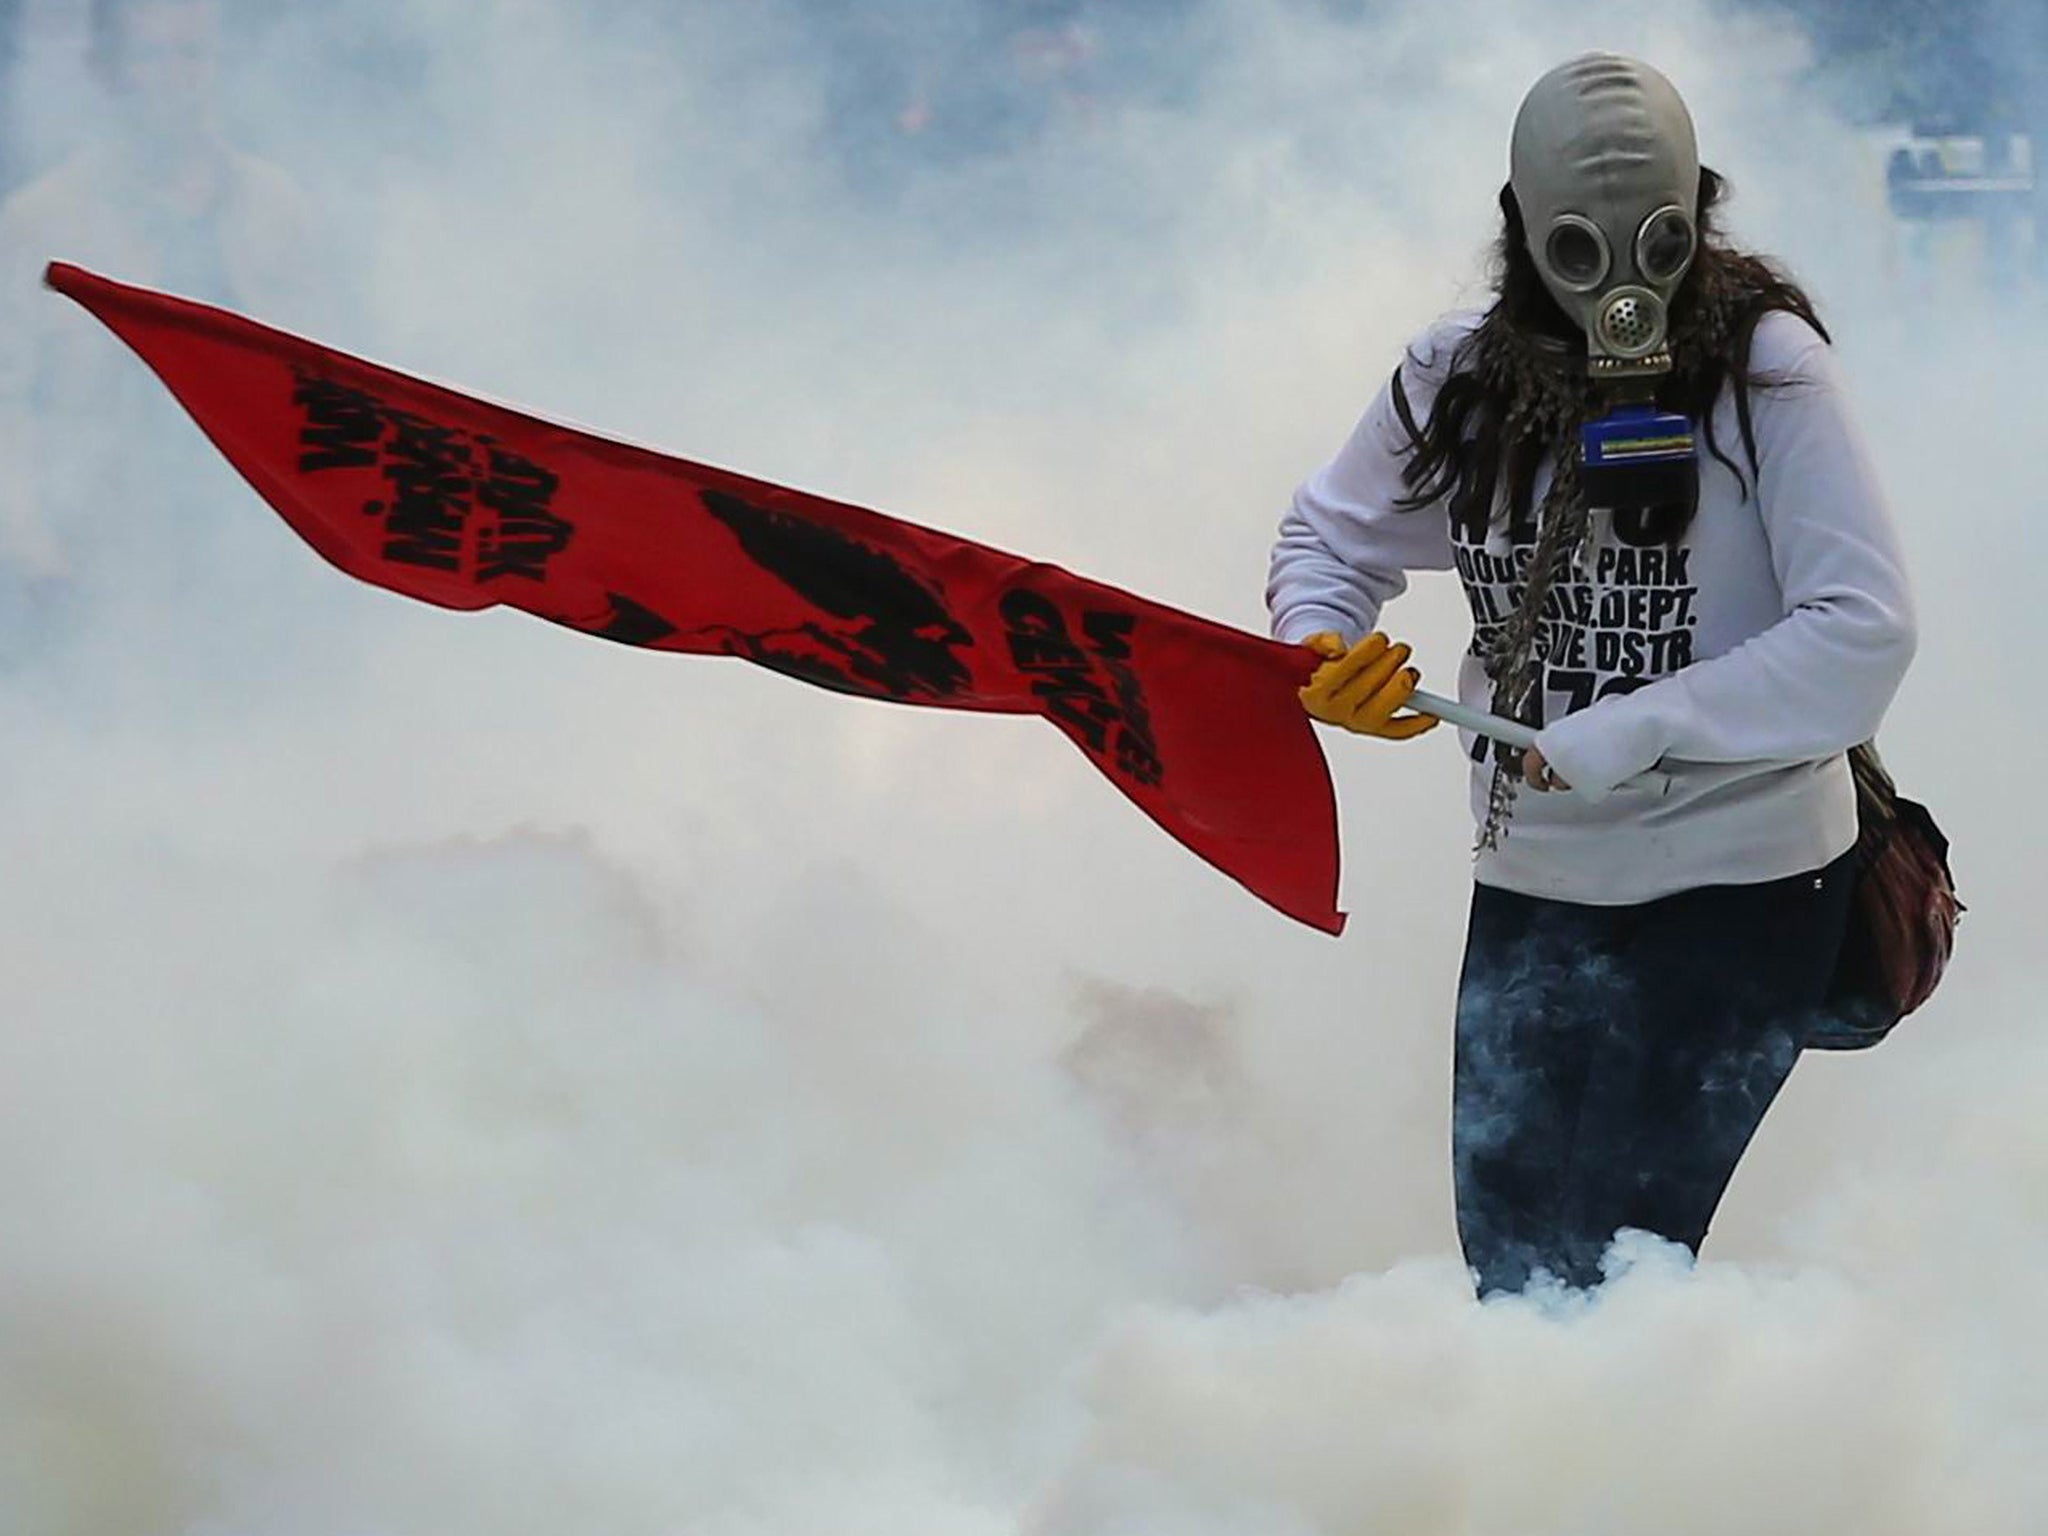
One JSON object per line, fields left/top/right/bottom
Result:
{"left": 1297, "top": 631, "right": 1439, "bottom": 740}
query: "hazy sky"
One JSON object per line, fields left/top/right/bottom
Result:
{"left": 1, "top": 3, "right": 2040, "bottom": 1533}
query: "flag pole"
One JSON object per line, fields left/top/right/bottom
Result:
{"left": 1406, "top": 687, "right": 1672, "bottom": 794}
{"left": 1407, "top": 688, "right": 1540, "bottom": 751}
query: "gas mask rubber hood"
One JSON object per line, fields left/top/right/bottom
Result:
{"left": 1511, "top": 53, "right": 1701, "bottom": 381}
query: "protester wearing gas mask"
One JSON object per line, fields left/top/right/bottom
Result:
{"left": 1269, "top": 53, "right": 1916, "bottom": 1297}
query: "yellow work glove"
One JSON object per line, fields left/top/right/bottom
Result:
{"left": 1297, "top": 631, "right": 1440, "bottom": 740}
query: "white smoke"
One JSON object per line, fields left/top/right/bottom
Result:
{"left": 0, "top": 1, "right": 2039, "bottom": 1533}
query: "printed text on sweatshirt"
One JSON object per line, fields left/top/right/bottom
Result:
{"left": 1266, "top": 309, "right": 1916, "bottom": 903}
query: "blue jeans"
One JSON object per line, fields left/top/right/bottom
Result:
{"left": 1452, "top": 850, "right": 1856, "bottom": 1297}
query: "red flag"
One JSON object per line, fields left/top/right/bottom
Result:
{"left": 47, "top": 262, "right": 1343, "bottom": 933}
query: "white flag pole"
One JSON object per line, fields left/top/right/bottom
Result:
{"left": 1404, "top": 687, "right": 1672, "bottom": 794}
{"left": 1406, "top": 688, "right": 1540, "bottom": 751}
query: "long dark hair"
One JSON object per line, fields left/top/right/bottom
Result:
{"left": 1392, "top": 167, "right": 1828, "bottom": 545}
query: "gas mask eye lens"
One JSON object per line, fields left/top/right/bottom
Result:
{"left": 1544, "top": 216, "right": 1610, "bottom": 292}
{"left": 1635, "top": 206, "right": 1697, "bottom": 284}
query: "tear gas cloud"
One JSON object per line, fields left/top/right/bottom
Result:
{"left": 0, "top": 1, "right": 2040, "bottom": 1532}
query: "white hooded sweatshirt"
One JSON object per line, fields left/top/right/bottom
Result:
{"left": 1267, "top": 309, "right": 1916, "bottom": 904}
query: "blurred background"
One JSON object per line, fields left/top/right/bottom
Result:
{"left": 0, "top": 3, "right": 2041, "bottom": 1534}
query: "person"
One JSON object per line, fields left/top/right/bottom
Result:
{"left": 0, "top": 0, "right": 312, "bottom": 600}
{"left": 1266, "top": 53, "right": 1916, "bottom": 1297}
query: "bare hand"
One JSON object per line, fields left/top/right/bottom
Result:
{"left": 1522, "top": 747, "right": 1571, "bottom": 793}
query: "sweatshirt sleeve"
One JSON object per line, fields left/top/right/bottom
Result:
{"left": 1536, "top": 318, "right": 1917, "bottom": 800}
{"left": 1265, "top": 321, "right": 1464, "bottom": 646}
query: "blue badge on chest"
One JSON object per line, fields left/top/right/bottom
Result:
{"left": 1580, "top": 403, "right": 1698, "bottom": 515}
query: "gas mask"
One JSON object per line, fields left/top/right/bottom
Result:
{"left": 1511, "top": 54, "right": 1701, "bottom": 517}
